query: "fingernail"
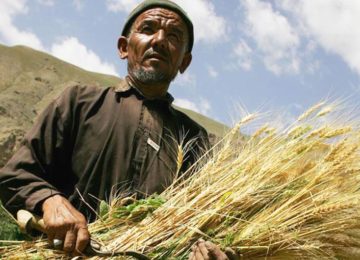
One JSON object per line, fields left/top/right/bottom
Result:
{"left": 205, "top": 241, "right": 213, "bottom": 248}
{"left": 198, "top": 238, "right": 205, "bottom": 242}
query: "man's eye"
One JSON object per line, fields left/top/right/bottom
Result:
{"left": 141, "top": 26, "right": 153, "bottom": 34}
{"left": 168, "top": 33, "right": 180, "bottom": 42}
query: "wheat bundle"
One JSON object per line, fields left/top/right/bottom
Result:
{"left": 2, "top": 102, "right": 360, "bottom": 259}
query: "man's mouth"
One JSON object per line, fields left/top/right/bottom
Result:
{"left": 144, "top": 51, "right": 167, "bottom": 62}
{"left": 148, "top": 54, "right": 164, "bottom": 60}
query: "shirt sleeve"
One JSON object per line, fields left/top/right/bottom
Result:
{"left": 0, "top": 87, "right": 76, "bottom": 215}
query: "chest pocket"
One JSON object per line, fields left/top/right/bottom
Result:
{"left": 134, "top": 101, "right": 181, "bottom": 196}
{"left": 136, "top": 140, "right": 178, "bottom": 196}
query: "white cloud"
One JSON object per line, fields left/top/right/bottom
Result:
{"left": 73, "top": 0, "right": 84, "bottom": 11}
{"left": 37, "top": 0, "right": 55, "bottom": 6}
{"left": 173, "top": 71, "right": 196, "bottom": 88}
{"left": 106, "top": 0, "right": 140, "bottom": 13}
{"left": 0, "top": 0, "right": 27, "bottom": 15}
{"left": 207, "top": 66, "right": 218, "bottom": 78}
{"left": 234, "top": 39, "right": 253, "bottom": 71}
{"left": 51, "top": 37, "right": 119, "bottom": 76}
{"left": 0, "top": 0, "right": 44, "bottom": 50}
{"left": 198, "top": 98, "right": 211, "bottom": 115}
{"left": 278, "top": 0, "right": 360, "bottom": 76}
{"left": 174, "top": 97, "right": 211, "bottom": 116}
{"left": 173, "top": 0, "right": 227, "bottom": 43}
{"left": 242, "top": 0, "right": 300, "bottom": 75}
{"left": 0, "top": 1, "right": 118, "bottom": 76}
{"left": 105, "top": 0, "right": 227, "bottom": 44}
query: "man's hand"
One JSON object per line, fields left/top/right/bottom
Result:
{"left": 42, "top": 195, "right": 90, "bottom": 254}
{"left": 189, "top": 239, "right": 239, "bottom": 260}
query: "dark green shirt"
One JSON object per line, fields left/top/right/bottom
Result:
{"left": 0, "top": 80, "right": 209, "bottom": 220}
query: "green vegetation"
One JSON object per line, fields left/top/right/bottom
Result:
{"left": 112, "top": 195, "right": 165, "bottom": 220}
{"left": 0, "top": 201, "right": 24, "bottom": 242}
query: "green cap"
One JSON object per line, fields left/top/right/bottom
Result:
{"left": 121, "top": 0, "right": 194, "bottom": 52}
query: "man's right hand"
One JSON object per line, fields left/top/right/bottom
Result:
{"left": 42, "top": 195, "right": 90, "bottom": 254}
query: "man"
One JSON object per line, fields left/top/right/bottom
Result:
{"left": 0, "top": 0, "right": 234, "bottom": 259}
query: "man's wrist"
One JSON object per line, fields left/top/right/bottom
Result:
{"left": 41, "top": 194, "right": 63, "bottom": 212}
{"left": 26, "top": 188, "right": 62, "bottom": 215}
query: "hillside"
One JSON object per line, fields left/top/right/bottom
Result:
{"left": 0, "top": 44, "right": 228, "bottom": 168}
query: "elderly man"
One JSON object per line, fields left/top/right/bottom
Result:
{"left": 0, "top": 0, "right": 235, "bottom": 259}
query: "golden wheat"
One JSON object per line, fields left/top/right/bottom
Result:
{"left": 2, "top": 102, "right": 360, "bottom": 259}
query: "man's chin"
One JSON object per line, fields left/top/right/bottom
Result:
{"left": 132, "top": 68, "right": 173, "bottom": 84}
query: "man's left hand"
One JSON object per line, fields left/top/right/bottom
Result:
{"left": 189, "top": 239, "right": 239, "bottom": 260}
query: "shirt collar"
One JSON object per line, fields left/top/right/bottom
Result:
{"left": 114, "top": 77, "right": 174, "bottom": 105}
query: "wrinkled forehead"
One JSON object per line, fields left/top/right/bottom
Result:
{"left": 134, "top": 8, "right": 188, "bottom": 32}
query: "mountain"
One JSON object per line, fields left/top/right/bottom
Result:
{"left": 0, "top": 44, "right": 228, "bottom": 167}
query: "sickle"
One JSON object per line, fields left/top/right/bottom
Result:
{"left": 16, "top": 209, "right": 150, "bottom": 260}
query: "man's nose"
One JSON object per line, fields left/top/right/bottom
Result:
{"left": 151, "top": 29, "right": 166, "bottom": 49}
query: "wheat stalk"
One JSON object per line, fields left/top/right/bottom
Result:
{"left": 2, "top": 102, "right": 360, "bottom": 259}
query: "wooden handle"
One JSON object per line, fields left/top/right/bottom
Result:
{"left": 17, "top": 209, "right": 46, "bottom": 234}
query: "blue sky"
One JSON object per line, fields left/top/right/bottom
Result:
{"left": 1, "top": 0, "right": 360, "bottom": 125}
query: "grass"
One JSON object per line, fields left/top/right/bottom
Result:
{"left": 0, "top": 201, "right": 25, "bottom": 243}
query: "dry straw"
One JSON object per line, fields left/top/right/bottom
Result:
{"left": 2, "top": 102, "right": 360, "bottom": 259}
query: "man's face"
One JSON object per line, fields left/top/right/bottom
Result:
{"left": 119, "top": 8, "right": 191, "bottom": 85}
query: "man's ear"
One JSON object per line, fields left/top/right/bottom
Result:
{"left": 118, "top": 36, "right": 129, "bottom": 59}
{"left": 179, "top": 53, "right": 192, "bottom": 74}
